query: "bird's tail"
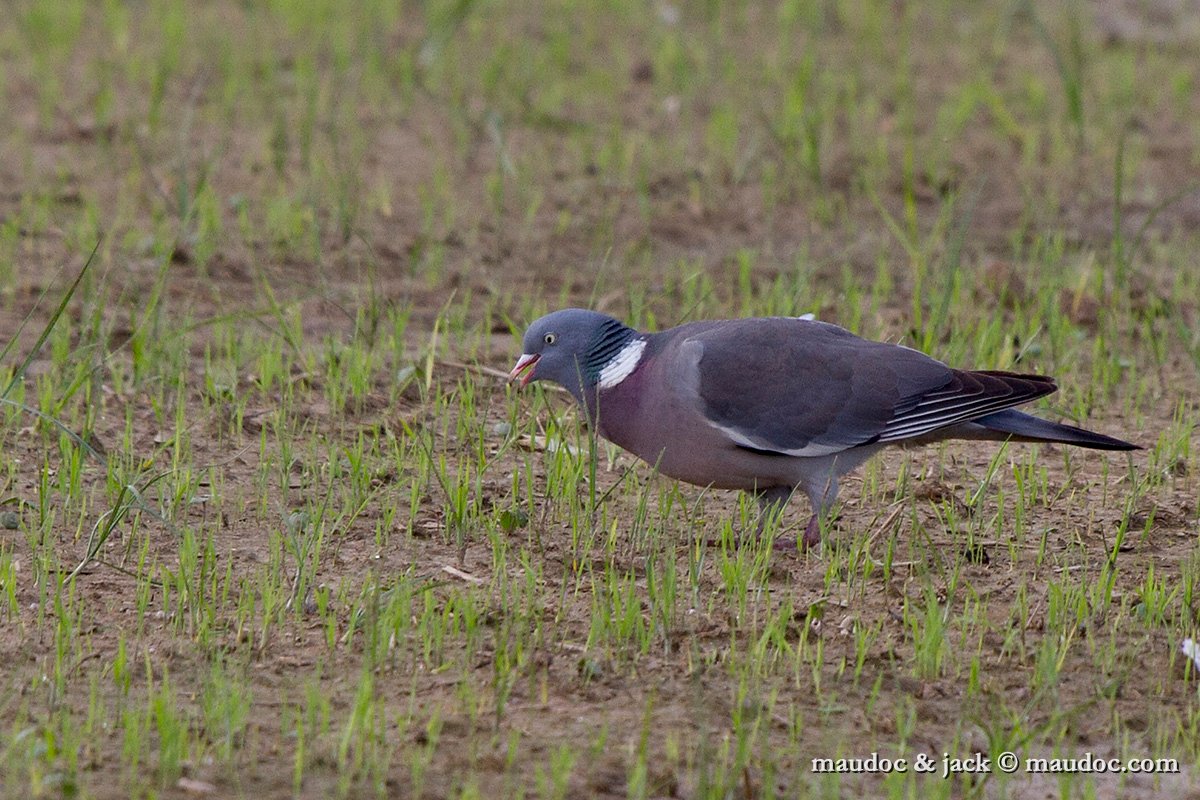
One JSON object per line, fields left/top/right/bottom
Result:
{"left": 973, "top": 408, "right": 1139, "bottom": 451}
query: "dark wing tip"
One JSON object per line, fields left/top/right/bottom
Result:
{"left": 970, "top": 370, "right": 1058, "bottom": 396}
{"left": 878, "top": 369, "right": 1061, "bottom": 442}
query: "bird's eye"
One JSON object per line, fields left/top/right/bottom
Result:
{"left": 543, "top": 332, "right": 557, "bottom": 345}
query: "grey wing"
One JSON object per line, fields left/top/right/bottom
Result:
{"left": 673, "top": 319, "right": 1056, "bottom": 457}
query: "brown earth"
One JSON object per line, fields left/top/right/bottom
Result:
{"left": 1, "top": 2, "right": 1199, "bottom": 799}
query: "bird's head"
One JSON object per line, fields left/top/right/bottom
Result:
{"left": 508, "top": 309, "right": 637, "bottom": 403}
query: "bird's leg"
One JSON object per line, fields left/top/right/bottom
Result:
{"left": 799, "top": 472, "right": 840, "bottom": 549}
{"left": 754, "top": 486, "right": 797, "bottom": 550}
{"left": 798, "top": 506, "right": 840, "bottom": 549}
{"left": 802, "top": 513, "right": 822, "bottom": 549}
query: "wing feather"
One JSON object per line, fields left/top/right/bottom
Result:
{"left": 876, "top": 370, "right": 1055, "bottom": 441}
{"left": 673, "top": 319, "right": 1055, "bottom": 457}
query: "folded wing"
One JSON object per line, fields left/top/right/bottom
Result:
{"left": 679, "top": 318, "right": 1056, "bottom": 457}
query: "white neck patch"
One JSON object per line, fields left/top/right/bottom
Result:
{"left": 597, "top": 338, "right": 646, "bottom": 389}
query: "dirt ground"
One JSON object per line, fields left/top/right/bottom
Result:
{"left": 2, "top": 2, "right": 1200, "bottom": 799}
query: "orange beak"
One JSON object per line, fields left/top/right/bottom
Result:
{"left": 508, "top": 353, "right": 540, "bottom": 386}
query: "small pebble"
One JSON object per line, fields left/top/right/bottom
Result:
{"left": 0, "top": 511, "right": 18, "bottom": 530}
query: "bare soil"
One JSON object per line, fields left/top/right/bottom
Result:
{"left": 1, "top": 3, "right": 1199, "bottom": 798}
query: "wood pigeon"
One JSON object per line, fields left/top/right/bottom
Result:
{"left": 508, "top": 309, "right": 1138, "bottom": 548}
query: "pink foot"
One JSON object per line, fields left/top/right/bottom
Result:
{"left": 802, "top": 514, "right": 822, "bottom": 549}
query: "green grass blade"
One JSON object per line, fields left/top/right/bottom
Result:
{"left": 1, "top": 239, "right": 100, "bottom": 399}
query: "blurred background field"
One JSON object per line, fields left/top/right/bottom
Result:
{"left": 0, "top": 1, "right": 1198, "bottom": 797}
